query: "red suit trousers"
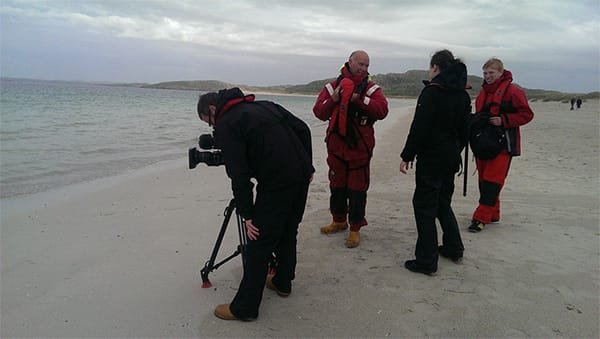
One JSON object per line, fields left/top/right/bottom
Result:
{"left": 327, "top": 153, "right": 370, "bottom": 231}
{"left": 472, "top": 151, "right": 512, "bottom": 224}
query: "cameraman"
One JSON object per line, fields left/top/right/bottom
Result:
{"left": 197, "top": 87, "right": 314, "bottom": 321}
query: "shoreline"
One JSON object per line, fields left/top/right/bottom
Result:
{"left": 0, "top": 97, "right": 414, "bottom": 205}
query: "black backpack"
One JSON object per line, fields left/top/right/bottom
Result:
{"left": 468, "top": 111, "right": 505, "bottom": 160}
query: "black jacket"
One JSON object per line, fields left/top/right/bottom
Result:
{"left": 213, "top": 88, "right": 314, "bottom": 219}
{"left": 400, "top": 63, "right": 471, "bottom": 174}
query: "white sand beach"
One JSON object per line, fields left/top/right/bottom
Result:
{"left": 1, "top": 99, "right": 598, "bottom": 337}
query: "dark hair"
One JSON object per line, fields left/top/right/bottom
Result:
{"left": 430, "top": 49, "right": 462, "bottom": 71}
{"left": 197, "top": 92, "right": 219, "bottom": 118}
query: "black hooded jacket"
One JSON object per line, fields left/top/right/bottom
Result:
{"left": 400, "top": 62, "right": 471, "bottom": 174}
{"left": 212, "top": 88, "right": 315, "bottom": 219}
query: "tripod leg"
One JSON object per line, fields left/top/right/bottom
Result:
{"left": 463, "top": 144, "right": 469, "bottom": 197}
{"left": 200, "top": 199, "right": 235, "bottom": 288}
{"left": 235, "top": 212, "right": 276, "bottom": 275}
{"left": 237, "top": 212, "right": 248, "bottom": 270}
{"left": 267, "top": 254, "right": 277, "bottom": 276}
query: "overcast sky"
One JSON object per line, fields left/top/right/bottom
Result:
{"left": 1, "top": 0, "right": 599, "bottom": 92}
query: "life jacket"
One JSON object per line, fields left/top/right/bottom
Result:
{"left": 476, "top": 70, "right": 513, "bottom": 115}
{"left": 474, "top": 70, "right": 534, "bottom": 157}
{"left": 326, "top": 66, "right": 370, "bottom": 142}
{"left": 329, "top": 78, "right": 354, "bottom": 136}
{"left": 333, "top": 73, "right": 370, "bottom": 122}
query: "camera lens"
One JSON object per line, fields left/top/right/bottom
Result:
{"left": 199, "top": 134, "right": 215, "bottom": 149}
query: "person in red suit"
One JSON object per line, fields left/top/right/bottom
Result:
{"left": 468, "top": 58, "right": 534, "bottom": 232}
{"left": 313, "top": 50, "right": 388, "bottom": 248}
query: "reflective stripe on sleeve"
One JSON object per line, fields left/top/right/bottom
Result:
{"left": 363, "top": 96, "right": 371, "bottom": 105}
{"left": 366, "top": 84, "right": 380, "bottom": 96}
{"left": 325, "top": 83, "right": 335, "bottom": 96}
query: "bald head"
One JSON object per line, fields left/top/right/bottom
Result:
{"left": 348, "top": 50, "right": 370, "bottom": 77}
{"left": 349, "top": 50, "right": 368, "bottom": 59}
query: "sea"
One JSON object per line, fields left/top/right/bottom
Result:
{"left": 0, "top": 78, "right": 324, "bottom": 199}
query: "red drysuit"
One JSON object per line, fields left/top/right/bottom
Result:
{"left": 472, "top": 70, "right": 534, "bottom": 224}
{"left": 313, "top": 63, "right": 388, "bottom": 230}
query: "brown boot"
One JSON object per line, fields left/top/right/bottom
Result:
{"left": 265, "top": 275, "right": 291, "bottom": 297}
{"left": 320, "top": 221, "right": 348, "bottom": 234}
{"left": 214, "top": 304, "right": 256, "bottom": 321}
{"left": 214, "top": 304, "right": 239, "bottom": 320}
{"left": 345, "top": 231, "right": 360, "bottom": 248}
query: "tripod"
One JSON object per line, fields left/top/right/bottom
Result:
{"left": 200, "top": 199, "right": 247, "bottom": 288}
{"left": 200, "top": 198, "right": 278, "bottom": 288}
{"left": 200, "top": 199, "right": 277, "bottom": 288}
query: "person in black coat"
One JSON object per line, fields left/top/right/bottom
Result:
{"left": 399, "top": 50, "right": 470, "bottom": 275}
{"left": 197, "top": 88, "right": 314, "bottom": 320}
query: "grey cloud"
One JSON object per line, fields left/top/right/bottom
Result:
{"left": 1, "top": 0, "right": 598, "bottom": 92}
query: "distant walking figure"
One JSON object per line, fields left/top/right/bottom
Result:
{"left": 570, "top": 98, "right": 576, "bottom": 110}
{"left": 576, "top": 98, "right": 582, "bottom": 109}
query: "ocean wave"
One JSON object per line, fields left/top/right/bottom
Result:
{"left": 79, "top": 147, "right": 124, "bottom": 155}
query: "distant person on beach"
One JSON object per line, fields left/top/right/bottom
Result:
{"left": 570, "top": 98, "right": 576, "bottom": 110}
{"left": 467, "top": 58, "right": 534, "bottom": 233}
{"left": 313, "top": 50, "right": 389, "bottom": 248}
{"left": 576, "top": 98, "right": 582, "bottom": 109}
{"left": 398, "top": 49, "right": 470, "bottom": 275}
{"left": 197, "top": 88, "right": 314, "bottom": 321}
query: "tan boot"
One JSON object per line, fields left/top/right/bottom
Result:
{"left": 345, "top": 231, "right": 360, "bottom": 248}
{"left": 214, "top": 304, "right": 239, "bottom": 320}
{"left": 214, "top": 304, "right": 256, "bottom": 321}
{"left": 320, "top": 221, "right": 349, "bottom": 234}
{"left": 265, "top": 275, "right": 291, "bottom": 297}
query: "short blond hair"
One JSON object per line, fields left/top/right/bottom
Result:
{"left": 483, "top": 58, "right": 504, "bottom": 72}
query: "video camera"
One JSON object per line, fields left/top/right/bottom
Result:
{"left": 188, "top": 133, "right": 224, "bottom": 169}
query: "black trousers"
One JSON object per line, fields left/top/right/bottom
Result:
{"left": 330, "top": 187, "right": 367, "bottom": 226}
{"left": 412, "top": 169, "right": 464, "bottom": 270}
{"left": 229, "top": 181, "right": 309, "bottom": 319}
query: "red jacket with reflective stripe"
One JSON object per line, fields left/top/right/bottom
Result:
{"left": 475, "top": 70, "right": 534, "bottom": 156}
{"left": 313, "top": 67, "right": 388, "bottom": 161}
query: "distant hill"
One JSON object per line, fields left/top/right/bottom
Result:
{"left": 371, "top": 70, "right": 483, "bottom": 97}
{"left": 142, "top": 80, "right": 234, "bottom": 91}
{"left": 120, "top": 71, "right": 599, "bottom": 102}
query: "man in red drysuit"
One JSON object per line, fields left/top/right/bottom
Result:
{"left": 313, "top": 50, "right": 388, "bottom": 248}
